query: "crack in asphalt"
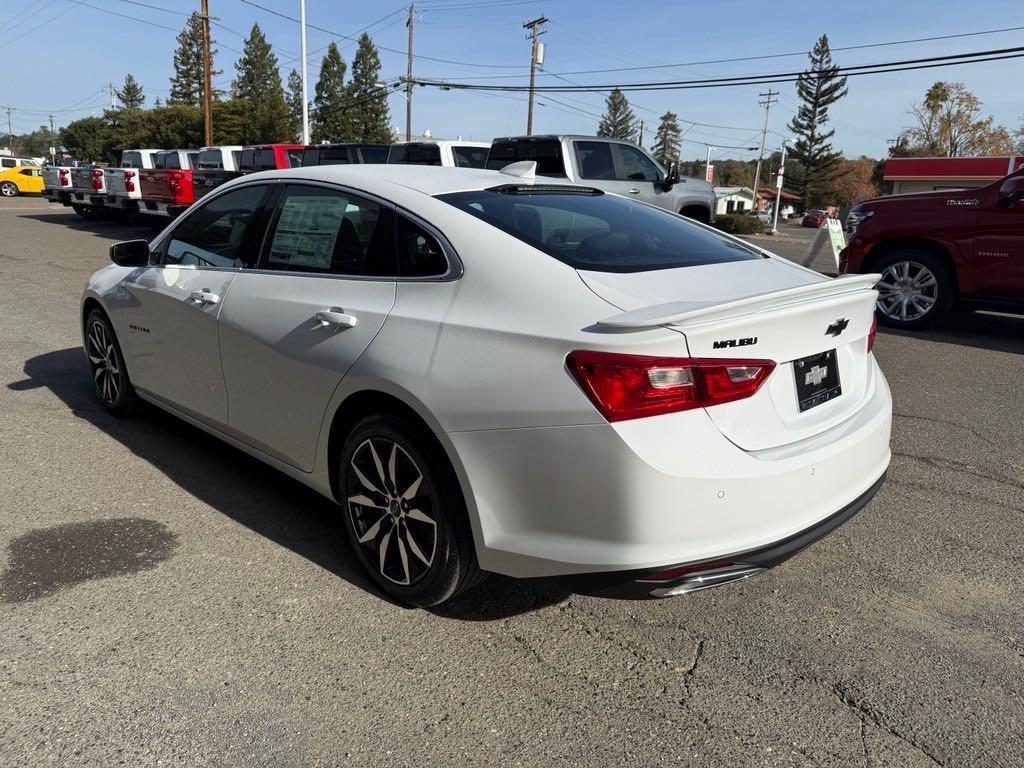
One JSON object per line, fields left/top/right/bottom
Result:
{"left": 892, "top": 411, "right": 1023, "bottom": 472}
{"left": 892, "top": 450, "right": 1024, "bottom": 493}
{"left": 831, "top": 681, "right": 944, "bottom": 767}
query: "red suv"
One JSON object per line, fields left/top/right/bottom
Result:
{"left": 841, "top": 166, "right": 1024, "bottom": 328}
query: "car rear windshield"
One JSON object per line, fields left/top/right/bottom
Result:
{"left": 452, "top": 145, "right": 488, "bottom": 169}
{"left": 303, "top": 148, "right": 349, "bottom": 166}
{"left": 359, "top": 145, "right": 389, "bottom": 164}
{"left": 198, "top": 149, "right": 224, "bottom": 169}
{"left": 121, "top": 151, "right": 143, "bottom": 168}
{"left": 485, "top": 140, "right": 565, "bottom": 177}
{"left": 388, "top": 144, "right": 442, "bottom": 165}
{"left": 437, "top": 189, "right": 761, "bottom": 273}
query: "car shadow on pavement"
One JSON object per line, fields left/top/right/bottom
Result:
{"left": 879, "top": 310, "right": 1024, "bottom": 355}
{"left": 9, "top": 347, "right": 569, "bottom": 620}
{"left": 16, "top": 212, "right": 158, "bottom": 241}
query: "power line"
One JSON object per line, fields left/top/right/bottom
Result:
{"left": 450, "top": 23, "right": 1024, "bottom": 80}
{"left": 236, "top": 0, "right": 525, "bottom": 68}
{"left": 409, "top": 45, "right": 1024, "bottom": 92}
{"left": 62, "top": 0, "right": 178, "bottom": 32}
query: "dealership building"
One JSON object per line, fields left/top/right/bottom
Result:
{"left": 884, "top": 156, "right": 1024, "bottom": 195}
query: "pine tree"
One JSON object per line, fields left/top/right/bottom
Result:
{"left": 652, "top": 111, "right": 682, "bottom": 168}
{"left": 597, "top": 89, "right": 637, "bottom": 140}
{"left": 115, "top": 73, "right": 145, "bottom": 109}
{"left": 346, "top": 33, "right": 391, "bottom": 143}
{"left": 232, "top": 23, "right": 292, "bottom": 143}
{"left": 287, "top": 68, "right": 305, "bottom": 141}
{"left": 787, "top": 35, "right": 847, "bottom": 208}
{"left": 312, "top": 43, "right": 351, "bottom": 143}
{"left": 168, "top": 12, "right": 220, "bottom": 107}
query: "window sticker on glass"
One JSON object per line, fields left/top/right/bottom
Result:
{"left": 269, "top": 194, "right": 350, "bottom": 270}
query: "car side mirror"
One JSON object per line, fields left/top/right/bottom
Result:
{"left": 110, "top": 239, "right": 150, "bottom": 267}
{"left": 996, "top": 176, "right": 1024, "bottom": 208}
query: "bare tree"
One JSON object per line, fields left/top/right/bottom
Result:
{"left": 899, "top": 82, "right": 1012, "bottom": 157}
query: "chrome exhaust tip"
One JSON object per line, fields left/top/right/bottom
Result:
{"left": 648, "top": 565, "right": 765, "bottom": 598}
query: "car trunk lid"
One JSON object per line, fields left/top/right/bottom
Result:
{"left": 580, "top": 259, "right": 881, "bottom": 450}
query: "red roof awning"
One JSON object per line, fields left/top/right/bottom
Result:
{"left": 884, "top": 156, "right": 1024, "bottom": 181}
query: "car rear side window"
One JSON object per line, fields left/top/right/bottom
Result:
{"left": 163, "top": 185, "right": 272, "bottom": 269}
{"left": 486, "top": 140, "right": 565, "bottom": 177}
{"left": 437, "top": 189, "right": 760, "bottom": 273}
{"left": 574, "top": 141, "right": 615, "bottom": 180}
{"left": 396, "top": 217, "right": 447, "bottom": 277}
{"left": 452, "top": 146, "right": 488, "bottom": 169}
{"left": 262, "top": 185, "right": 398, "bottom": 277}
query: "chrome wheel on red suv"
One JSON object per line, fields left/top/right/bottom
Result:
{"left": 872, "top": 250, "right": 954, "bottom": 329}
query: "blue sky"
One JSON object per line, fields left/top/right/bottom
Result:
{"left": 1, "top": 0, "right": 1021, "bottom": 160}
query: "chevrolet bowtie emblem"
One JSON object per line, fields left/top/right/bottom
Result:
{"left": 825, "top": 318, "right": 849, "bottom": 337}
{"left": 805, "top": 365, "right": 828, "bottom": 386}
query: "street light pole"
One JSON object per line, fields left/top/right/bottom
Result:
{"left": 299, "top": 0, "right": 310, "bottom": 144}
{"left": 771, "top": 140, "right": 788, "bottom": 235}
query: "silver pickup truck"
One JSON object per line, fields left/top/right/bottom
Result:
{"left": 486, "top": 135, "right": 715, "bottom": 223}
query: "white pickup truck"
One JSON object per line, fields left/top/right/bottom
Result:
{"left": 486, "top": 135, "right": 716, "bottom": 223}
{"left": 104, "top": 149, "right": 162, "bottom": 214}
{"left": 42, "top": 164, "right": 76, "bottom": 206}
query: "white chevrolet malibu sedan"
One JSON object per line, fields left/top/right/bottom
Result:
{"left": 81, "top": 163, "right": 891, "bottom": 606}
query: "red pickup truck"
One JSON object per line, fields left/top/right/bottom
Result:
{"left": 138, "top": 149, "right": 199, "bottom": 219}
{"left": 841, "top": 165, "right": 1024, "bottom": 329}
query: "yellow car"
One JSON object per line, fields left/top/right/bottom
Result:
{"left": 0, "top": 166, "right": 44, "bottom": 197}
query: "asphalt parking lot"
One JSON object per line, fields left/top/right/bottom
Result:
{"left": 2, "top": 196, "right": 1022, "bottom": 767}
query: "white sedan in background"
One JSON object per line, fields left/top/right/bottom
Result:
{"left": 81, "top": 163, "right": 891, "bottom": 606}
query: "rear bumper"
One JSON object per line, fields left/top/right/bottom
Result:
{"left": 443, "top": 359, "right": 892, "bottom": 579}
{"left": 104, "top": 194, "right": 138, "bottom": 211}
{"left": 558, "top": 471, "right": 885, "bottom": 598}
{"left": 44, "top": 189, "right": 71, "bottom": 204}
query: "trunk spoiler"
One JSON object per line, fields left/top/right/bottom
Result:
{"left": 597, "top": 273, "right": 881, "bottom": 330}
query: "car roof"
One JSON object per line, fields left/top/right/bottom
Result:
{"left": 230, "top": 163, "right": 587, "bottom": 198}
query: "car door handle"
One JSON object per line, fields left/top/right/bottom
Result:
{"left": 627, "top": 188, "right": 641, "bottom": 195}
{"left": 314, "top": 309, "right": 358, "bottom": 329}
{"left": 189, "top": 290, "right": 220, "bottom": 305}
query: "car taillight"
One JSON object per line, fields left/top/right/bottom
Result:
{"left": 91, "top": 169, "right": 103, "bottom": 190}
{"left": 566, "top": 351, "right": 776, "bottom": 422}
{"left": 867, "top": 314, "right": 878, "bottom": 353}
{"left": 59, "top": 169, "right": 69, "bottom": 186}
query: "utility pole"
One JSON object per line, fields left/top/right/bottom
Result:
{"left": 750, "top": 89, "right": 777, "bottom": 212}
{"left": 108, "top": 82, "right": 115, "bottom": 109}
{"left": 4, "top": 106, "right": 11, "bottom": 150}
{"left": 523, "top": 15, "right": 548, "bottom": 136}
{"left": 637, "top": 119, "right": 644, "bottom": 147}
{"left": 299, "top": 0, "right": 309, "bottom": 144}
{"left": 200, "top": 0, "right": 213, "bottom": 146}
{"left": 771, "top": 139, "right": 788, "bottom": 234}
{"left": 49, "top": 114, "right": 56, "bottom": 164}
{"left": 405, "top": 4, "right": 414, "bottom": 141}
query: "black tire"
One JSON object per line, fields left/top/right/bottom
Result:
{"left": 0, "top": 181, "right": 18, "bottom": 197}
{"left": 72, "top": 204, "right": 94, "bottom": 218}
{"left": 871, "top": 249, "right": 954, "bottom": 330}
{"left": 84, "top": 309, "right": 138, "bottom": 416}
{"left": 339, "top": 414, "right": 484, "bottom": 606}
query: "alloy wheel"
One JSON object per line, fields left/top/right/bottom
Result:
{"left": 347, "top": 438, "right": 438, "bottom": 586}
{"left": 0, "top": 182, "right": 16, "bottom": 197}
{"left": 87, "top": 320, "right": 122, "bottom": 406}
{"left": 876, "top": 260, "right": 938, "bottom": 323}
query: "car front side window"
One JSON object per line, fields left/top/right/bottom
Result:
{"left": 616, "top": 145, "right": 661, "bottom": 182}
{"left": 262, "top": 185, "right": 398, "bottom": 277}
{"left": 162, "top": 185, "right": 272, "bottom": 269}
